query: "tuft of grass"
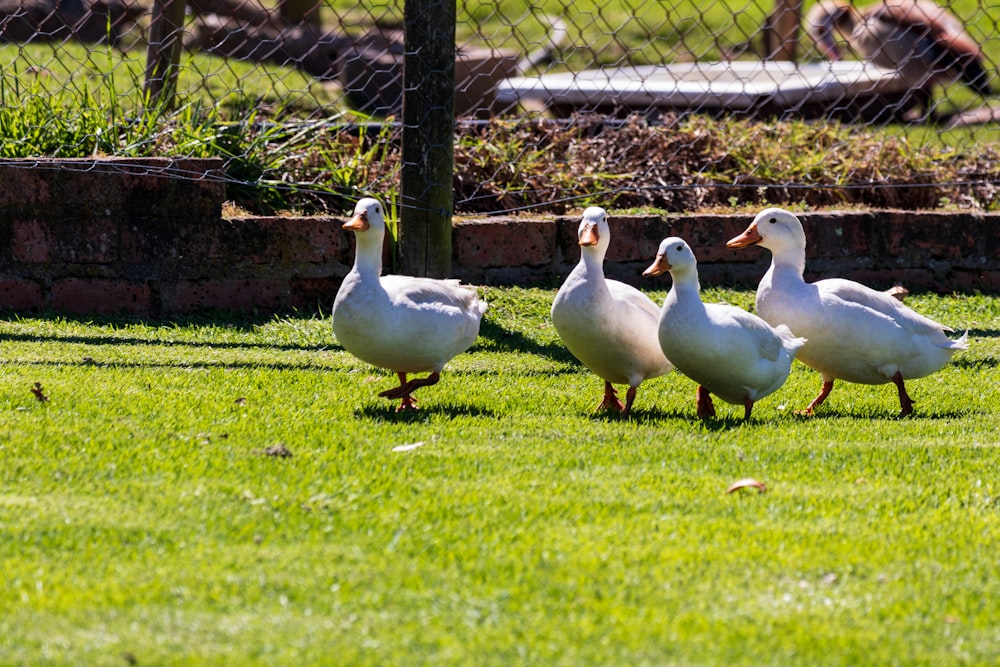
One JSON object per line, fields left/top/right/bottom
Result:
{"left": 1, "top": 288, "right": 999, "bottom": 665}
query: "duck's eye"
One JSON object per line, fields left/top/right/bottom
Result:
{"left": 675, "top": 244, "right": 683, "bottom": 252}
{"left": 769, "top": 217, "right": 776, "bottom": 223}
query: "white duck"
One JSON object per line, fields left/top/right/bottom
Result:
{"left": 726, "top": 207, "right": 968, "bottom": 417}
{"left": 332, "top": 197, "right": 487, "bottom": 410}
{"left": 643, "top": 237, "right": 806, "bottom": 420}
{"left": 551, "top": 206, "right": 673, "bottom": 416}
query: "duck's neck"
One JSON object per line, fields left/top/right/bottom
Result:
{"left": 669, "top": 271, "right": 703, "bottom": 308}
{"left": 579, "top": 248, "right": 606, "bottom": 276}
{"left": 767, "top": 247, "right": 806, "bottom": 284}
{"left": 351, "top": 231, "right": 385, "bottom": 279}
{"left": 567, "top": 249, "right": 608, "bottom": 292}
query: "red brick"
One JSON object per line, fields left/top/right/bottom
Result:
{"left": 677, "top": 216, "right": 751, "bottom": 263}
{"left": 454, "top": 218, "right": 555, "bottom": 267}
{"left": 11, "top": 220, "right": 50, "bottom": 263}
{"left": 0, "top": 168, "right": 51, "bottom": 207}
{"left": 883, "top": 211, "right": 976, "bottom": 260}
{"left": 845, "top": 268, "right": 936, "bottom": 291}
{"left": 605, "top": 216, "right": 663, "bottom": 262}
{"left": 289, "top": 277, "right": 340, "bottom": 309}
{"left": 0, "top": 279, "right": 44, "bottom": 311}
{"left": 803, "top": 212, "right": 871, "bottom": 259}
{"left": 170, "top": 279, "right": 289, "bottom": 313}
{"left": 952, "top": 270, "right": 1000, "bottom": 293}
{"left": 50, "top": 279, "right": 152, "bottom": 315}
{"left": 12, "top": 218, "right": 117, "bottom": 264}
{"left": 254, "top": 217, "right": 351, "bottom": 265}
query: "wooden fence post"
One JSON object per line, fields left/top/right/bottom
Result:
{"left": 144, "top": 0, "right": 189, "bottom": 108}
{"left": 764, "top": 0, "right": 802, "bottom": 61}
{"left": 279, "top": 0, "right": 320, "bottom": 27}
{"left": 399, "top": 0, "right": 456, "bottom": 278}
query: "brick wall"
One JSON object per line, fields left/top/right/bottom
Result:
{"left": 1, "top": 158, "right": 997, "bottom": 317}
{"left": 455, "top": 209, "right": 1000, "bottom": 294}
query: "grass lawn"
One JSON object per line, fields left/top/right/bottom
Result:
{"left": 2, "top": 286, "right": 999, "bottom": 665}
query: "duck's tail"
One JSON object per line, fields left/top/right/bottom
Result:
{"left": 774, "top": 324, "right": 808, "bottom": 357}
{"left": 944, "top": 330, "right": 970, "bottom": 351}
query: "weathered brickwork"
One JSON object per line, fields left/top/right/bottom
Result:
{"left": 1, "top": 158, "right": 997, "bottom": 316}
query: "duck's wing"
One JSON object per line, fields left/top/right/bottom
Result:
{"left": 732, "top": 309, "right": 787, "bottom": 362}
{"left": 383, "top": 276, "right": 486, "bottom": 315}
{"left": 817, "top": 278, "right": 954, "bottom": 336}
{"left": 606, "top": 279, "right": 661, "bottom": 322}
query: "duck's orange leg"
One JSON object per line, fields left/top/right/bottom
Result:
{"left": 892, "top": 371, "right": 915, "bottom": 418}
{"left": 797, "top": 379, "right": 834, "bottom": 416}
{"left": 379, "top": 372, "right": 441, "bottom": 410}
{"left": 743, "top": 396, "right": 754, "bottom": 421}
{"left": 622, "top": 386, "right": 638, "bottom": 417}
{"left": 696, "top": 386, "right": 716, "bottom": 419}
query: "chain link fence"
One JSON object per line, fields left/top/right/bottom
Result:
{"left": 2, "top": 0, "right": 1000, "bottom": 216}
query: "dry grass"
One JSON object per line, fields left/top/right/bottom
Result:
{"left": 269, "top": 113, "right": 1000, "bottom": 217}
{"left": 448, "top": 114, "right": 1000, "bottom": 215}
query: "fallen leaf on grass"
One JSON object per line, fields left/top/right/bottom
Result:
{"left": 263, "top": 443, "right": 293, "bottom": 458}
{"left": 30, "top": 382, "right": 49, "bottom": 402}
{"left": 392, "top": 441, "right": 426, "bottom": 452}
{"left": 726, "top": 478, "right": 767, "bottom": 494}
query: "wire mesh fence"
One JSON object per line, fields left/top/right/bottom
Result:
{"left": 2, "top": 0, "right": 1000, "bottom": 216}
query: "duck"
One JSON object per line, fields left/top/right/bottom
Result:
{"left": 805, "top": 0, "right": 993, "bottom": 122}
{"left": 550, "top": 206, "right": 673, "bottom": 416}
{"left": 643, "top": 237, "right": 806, "bottom": 420}
{"left": 332, "top": 197, "right": 487, "bottom": 410}
{"left": 726, "top": 207, "right": 968, "bottom": 417}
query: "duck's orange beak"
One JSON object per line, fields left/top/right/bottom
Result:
{"left": 726, "top": 222, "right": 762, "bottom": 248}
{"left": 642, "top": 254, "right": 671, "bottom": 277}
{"left": 343, "top": 211, "right": 369, "bottom": 231}
{"left": 578, "top": 224, "right": 599, "bottom": 247}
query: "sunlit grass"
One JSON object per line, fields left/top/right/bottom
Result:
{"left": 1, "top": 287, "right": 999, "bottom": 665}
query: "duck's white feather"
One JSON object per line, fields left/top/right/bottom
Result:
{"left": 651, "top": 237, "right": 805, "bottom": 407}
{"left": 742, "top": 208, "right": 967, "bottom": 386}
{"left": 551, "top": 207, "right": 672, "bottom": 390}
{"left": 332, "top": 198, "right": 487, "bottom": 375}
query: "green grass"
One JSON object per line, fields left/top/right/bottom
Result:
{"left": 2, "top": 287, "right": 999, "bottom": 665}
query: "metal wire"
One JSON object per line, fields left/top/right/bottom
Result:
{"left": 1, "top": 0, "right": 998, "bottom": 215}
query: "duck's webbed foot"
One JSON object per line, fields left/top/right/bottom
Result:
{"left": 379, "top": 372, "right": 441, "bottom": 410}
{"left": 597, "top": 382, "right": 626, "bottom": 413}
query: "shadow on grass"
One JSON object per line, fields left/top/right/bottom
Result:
{"left": 951, "top": 357, "right": 998, "bottom": 369}
{"left": 582, "top": 405, "right": 767, "bottom": 428}
{"left": 475, "top": 319, "right": 575, "bottom": 363}
{"left": 964, "top": 328, "right": 1000, "bottom": 339}
{"left": 584, "top": 406, "right": 689, "bottom": 423}
{"left": 3, "top": 358, "right": 338, "bottom": 372}
{"left": 0, "top": 310, "right": 331, "bottom": 352}
{"left": 2, "top": 311, "right": 582, "bottom": 361}
{"left": 0, "top": 330, "right": 330, "bottom": 352}
{"left": 354, "top": 402, "right": 497, "bottom": 421}
{"left": 798, "top": 407, "right": 975, "bottom": 420}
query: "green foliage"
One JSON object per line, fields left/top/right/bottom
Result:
{"left": 3, "top": 5, "right": 1000, "bottom": 215}
{"left": 1, "top": 288, "right": 999, "bottom": 665}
